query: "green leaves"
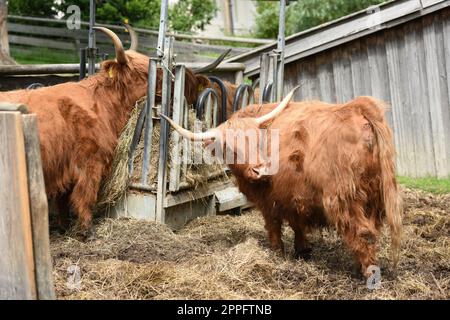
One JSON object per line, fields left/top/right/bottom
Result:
{"left": 254, "top": 0, "right": 387, "bottom": 39}
{"left": 9, "top": 0, "right": 216, "bottom": 33}
{"left": 169, "top": 0, "right": 217, "bottom": 32}
{"left": 9, "top": 0, "right": 57, "bottom": 17}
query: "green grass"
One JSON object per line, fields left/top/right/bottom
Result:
{"left": 398, "top": 176, "right": 450, "bottom": 194}
{"left": 11, "top": 46, "right": 79, "bottom": 64}
{"left": 197, "top": 51, "right": 221, "bottom": 59}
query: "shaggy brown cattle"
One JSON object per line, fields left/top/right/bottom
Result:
{"left": 0, "top": 27, "right": 151, "bottom": 232}
{"left": 163, "top": 90, "right": 403, "bottom": 277}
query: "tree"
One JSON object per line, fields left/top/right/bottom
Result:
{"left": 8, "top": 0, "right": 57, "bottom": 17}
{"left": 9, "top": 0, "right": 216, "bottom": 32}
{"left": 57, "top": 0, "right": 161, "bottom": 28}
{"left": 0, "top": 0, "right": 16, "bottom": 64}
{"left": 169, "top": 0, "right": 216, "bottom": 32}
{"left": 254, "top": 0, "right": 387, "bottom": 39}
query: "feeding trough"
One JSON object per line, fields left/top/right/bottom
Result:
{"left": 101, "top": 1, "right": 252, "bottom": 229}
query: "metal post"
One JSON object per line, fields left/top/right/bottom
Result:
{"left": 87, "top": 0, "right": 96, "bottom": 75}
{"left": 156, "top": 36, "right": 174, "bottom": 223}
{"left": 259, "top": 53, "right": 269, "bottom": 104}
{"left": 157, "top": 0, "right": 169, "bottom": 58}
{"left": 140, "top": 0, "right": 169, "bottom": 188}
{"left": 269, "top": 52, "right": 278, "bottom": 102}
{"left": 169, "top": 65, "right": 186, "bottom": 192}
{"left": 140, "top": 59, "right": 158, "bottom": 186}
{"left": 153, "top": 0, "right": 171, "bottom": 223}
{"left": 276, "top": 0, "right": 286, "bottom": 101}
{"left": 79, "top": 48, "right": 86, "bottom": 80}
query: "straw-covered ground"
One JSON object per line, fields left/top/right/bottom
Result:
{"left": 51, "top": 187, "right": 449, "bottom": 300}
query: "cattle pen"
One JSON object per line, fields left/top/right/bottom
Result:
{"left": 0, "top": 0, "right": 448, "bottom": 302}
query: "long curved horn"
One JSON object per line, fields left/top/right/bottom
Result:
{"left": 192, "top": 49, "right": 232, "bottom": 74}
{"left": 160, "top": 114, "right": 218, "bottom": 141}
{"left": 254, "top": 86, "right": 300, "bottom": 125}
{"left": 123, "top": 23, "right": 138, "bottom": 51}
{"left": 93, "top": 26, "right": 128, "bottom": 65}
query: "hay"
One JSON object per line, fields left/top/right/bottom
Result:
{"left": 52, "top": 188, "right": 449, "bottom": 300}
{"left": 98, "top": 98, "right": 226, "bottom": 208}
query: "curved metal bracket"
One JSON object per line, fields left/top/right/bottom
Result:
{"left": 208, "top": 76, "right": 228, "bottom": 123}
{"left": 196, "top": 88, "right": 220, "bottom": 128}
{"left": 26, "top": 83, "right": 45, "bottom": 90}
{"left": 252, "top": 78, "right": 260, "bottom": 91}
{"left": 262, "top": 82, "right": 273, "bottom": 103}
{"left": 232, "top": 84, "right": 254, "bottom": 113}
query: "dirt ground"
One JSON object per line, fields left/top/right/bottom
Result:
{"left": 51, "top": 188, "right": 449, "bottom": 300}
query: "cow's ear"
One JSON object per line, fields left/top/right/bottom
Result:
{"left": 103, "top": 60, "right": 119, "bottom": 79}
{"left": 196, "top": 75, "right": 210, "bottom": 92}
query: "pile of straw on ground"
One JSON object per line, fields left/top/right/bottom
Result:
{"left": 51, "top": 187, "right": 449, "bottom": 299}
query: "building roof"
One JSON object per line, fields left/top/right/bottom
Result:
{"left": 226, "top": 0, "right": 450, "bottom": 76}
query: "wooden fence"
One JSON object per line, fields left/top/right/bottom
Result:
{"left": 7, "top": 15, "right": 254, "bottom": 63}
{"left": 0, "top": 103, "right": 54, "bottom": 300}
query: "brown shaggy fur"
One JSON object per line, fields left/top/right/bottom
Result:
{"left": 200, "top": 97, "right": 403, "bottom": 277}
{"left": 0, "top": 50, "right": 153, "bottom": 230}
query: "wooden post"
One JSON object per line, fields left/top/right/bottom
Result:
{"left": 0, "top": 111, "right": 36, "bottom": 299}
{"left": 0, "top": 0, "right": 15, "bottom": 65}
{"left": 0, "top": 0, "right": 10, "bottom": 55}
{"left": 22, "top": 115, "right": 55, "bottom": 300}
{"left": 0, "top": 105, "right": 55, "bottom": 300}
{"left": 155, "top": 36, "right": 174, "bottom": 223}
{"left": 169, "top": 65, "right": 186, "bottom": 192}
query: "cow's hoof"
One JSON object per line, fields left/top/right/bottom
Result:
{"left": 85, "top": 229, "right": 96, "bottom": 242}
{"left": 351, "top": 263, "right": 366, "bottom": 280}
{"left": 294, "top": 247, "right": 312, "bottom": 261}
{"left": 54, "top": 225, "right": 68, "bottom": 235}
{"left": 77, "top": 228, "right": 95, "bottom": 242}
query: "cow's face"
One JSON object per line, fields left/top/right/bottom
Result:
{"left": 162, "top": 87, "right": 299, "bottom": 181}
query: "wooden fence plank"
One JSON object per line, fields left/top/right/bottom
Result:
{"left": 423, "top": 17, "right": 449, "bottom": 177}
{"left": 414, "top": 19, "right": 439, "bottom": 176}
{"left": 332, "top": 49, "right": 354, "bottom": 103}
{"left": 385, "top": 31, "right": 410, "bottom": 176}
{"left": 169, "top": 66, "right": 186, "bottom": 192}
{"left": 350, "top": 40, "right": 372, "bottom": 97}
{"left": 9, "top": 22, "right": 88, "bottom": 39}
{"left": 316, "top": 54, "right": 336, "bottom": 103}
{"left": 8, "top": 20, "right": 247, "bottom": 62}
{"left": 22, "top": 115, "right": 55, "bottom": 300}
{"left": 0, "top": 111, "right": 36, "bottom": 300}
{"left": 367, "top": 35, "right": 393, "bottom": 124}
{"left": 436, "top": 12, "right": 450, "bottom": 174}
{"left": 9, "top": 34, "right": 76, "bottom": 51}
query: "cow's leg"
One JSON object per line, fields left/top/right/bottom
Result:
{"left": 69, "top": 162, "right": 103, "bottom": 239}
{"left": 261, "top": 210, "right": 284, "bottom": 254}
{"left": 56, "top": 191, "right": 72, "bottom": 232}
{"left": 288, "top": 219, "right": 311, "bottom": 260}
{"left": 340, "top": 204, "right": 379, "bottom": 278}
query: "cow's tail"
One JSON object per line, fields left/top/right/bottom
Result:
{"left": 357, "top": 97, "right": 403, "bottom": 267}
